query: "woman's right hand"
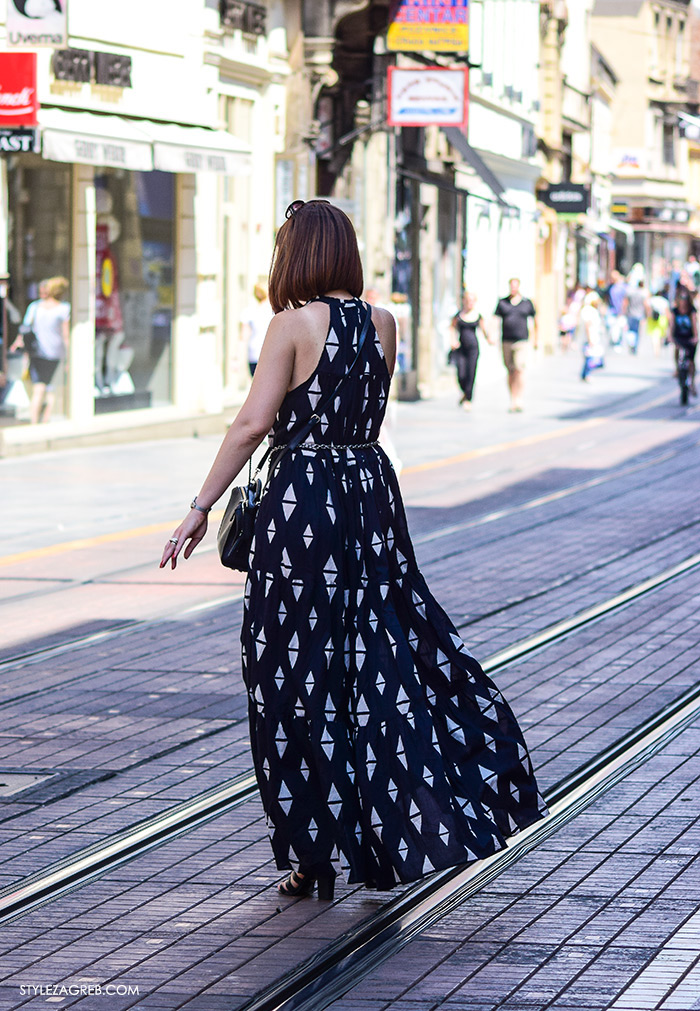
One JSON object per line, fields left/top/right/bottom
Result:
{"left": 160, "top": 509, "right": 208, "bottom": 570}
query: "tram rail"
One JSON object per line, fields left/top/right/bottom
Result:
{"left": 1, "top": 549, "right": 699, "bottom": 930}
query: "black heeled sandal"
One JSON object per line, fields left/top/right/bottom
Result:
{"left": 277, "top": 868, "right": 336, "bottom": 900}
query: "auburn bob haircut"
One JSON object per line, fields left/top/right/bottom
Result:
{"left": 268, "top": 200, "right": 364, "bottom": 313}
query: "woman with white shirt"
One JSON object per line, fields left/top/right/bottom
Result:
{"left": 12, "top": 276, "right": 70, "bottom": 424}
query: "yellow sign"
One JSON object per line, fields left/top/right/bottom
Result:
{"left": 387, "top": 0, "right": 469, "bottom": 53}
{"left": 101, "top": 256, "right": 114, "bottom": 298}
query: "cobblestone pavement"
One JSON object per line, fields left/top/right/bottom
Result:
{"left": 1, "top": 343, "right": 700, "bottom": 1009}
{"left": 331, "top": 715, "right": 700, "bottom": 1011}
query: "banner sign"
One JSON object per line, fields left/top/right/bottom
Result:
{"left": 7, "top": 0, "right": 67, "bottom": 48}
{"left": 0, "top": 127, "right": 37, "bottom": 153}
{"left": 0, "top": 54, "right": 38, "bottom": 127}
{"left": 387, "top": 0, "right": 468, "bottom": 53}
{"left": 539, "top": 183, "right": 590, "bottom": 216}
{"left": 387, "top": 67, "right": 468, "bottom": 127}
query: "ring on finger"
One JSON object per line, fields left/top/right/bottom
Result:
{"left": 169, "top": 537, "right": 179, "bottom": 545}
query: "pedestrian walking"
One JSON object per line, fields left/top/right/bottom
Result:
{"left": 10, "top": 276, "right": 70, "bottom": 424}
{"left": 579, "top": 293, "right": 605, "bottom": 382}
{"left": 646, "top": 288, "right": 671, "bottom": 357}
{"left": 450, "top": 291, "right": 488, "bottom": 410}
{"left": 161, "top": 199, "right": 546, "bottom": 899}
{"left": 559, "top": 285, "right": 584, "bottom": 351}
{"left": 605, "top": 269, "right": 628, "bottom": 350}
{"left": 494, "top": 277, "right": 536, "bottom": 412}
{"left": 671, "top": 288, "right": 698, "bottom": 396}
{"left": 625, "top": 279, "right": 648, "bottom": 354}
{"left": 241, "top": 283, "right": 273, "bottom": 377}
{"left": 684, "top": 253, "right": 700, "bottom": 290}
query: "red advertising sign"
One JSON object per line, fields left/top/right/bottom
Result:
{"left": 0, "top": 53, "right": 38, "bottom": 127}
{"left": 96, "top": 223, "right": 124, "bottom": 333}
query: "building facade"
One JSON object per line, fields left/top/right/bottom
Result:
{"left": 0, "top": 0, "right": 285, "bottom": 452}
{"left": 591, "top": 0, "right": 695, "bottom": 288}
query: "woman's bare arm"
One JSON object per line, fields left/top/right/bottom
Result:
{"left": 160, "top": 310, "right": 297, "bottom": 569}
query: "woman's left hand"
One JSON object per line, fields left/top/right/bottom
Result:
{"left": 160, "top": 509, "right": 208, "bottom": 570}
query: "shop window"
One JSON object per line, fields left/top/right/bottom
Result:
{"left": 94, "top": 169, "right": 175, "bottom": 413}
{"left": 663, "top": 122, "right": 676, "bottom": 166}
{"left": 6, "top": 162, "right": 71, "bottom": 422}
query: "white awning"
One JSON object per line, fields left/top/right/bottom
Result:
{"left": 143, "top": 122, "right": 251, "bottom": 176}
{"left": 39, "top": 108, "right": 153, "bottom": 171}
{"left": 38, "top": 108, "right": 251, "bottom": 175}
{"left": 608, "top": 219, "right": 635, "bottom": 239}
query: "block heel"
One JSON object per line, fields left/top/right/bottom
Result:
{"left": 316, "top": 874, "right": 335, "bottom": 900}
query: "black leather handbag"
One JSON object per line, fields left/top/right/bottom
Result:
{"left": 217, "top": 304, "right": 373, "bottom": 571}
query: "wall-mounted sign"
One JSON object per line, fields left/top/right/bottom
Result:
{"left": 52, "top": 49, "right": 133, "bottom": 88}
{"left": 539, "top": 183, "right": 590, "bottom": 217}
{"left": 6, "top": 0, "right": 67, "bottom": 49}
{"left": 0, "top": 53, "right": 38, "bottom": 127}
{"left": 220, "top": 0, "right": 266, "bottom": 35}
{"left": 387, "top": 67, "right": 468, "bottom": 127}
{"left": 387, "top": 0, "right": 468, "bottom": 52}
{"left": 612, "top": 148, "right": 645, "bottom": 176}
{"left": 0, "top": 127, "right": 37, "bottom": 152}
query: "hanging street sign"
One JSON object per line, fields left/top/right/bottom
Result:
{"left": 387, "top": 66, "right": 468, "bottom": 128}
{"left": 539, "top": 182, "right": 590, "bottom": 217}
{"left": 387, "top": 0, "right": 469, "bottom": 53}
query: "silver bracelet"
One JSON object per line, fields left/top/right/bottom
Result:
{"left": 190, "top": 496, "right": 211, "bottom": 514}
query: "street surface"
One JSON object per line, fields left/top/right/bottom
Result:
{"left": 2, "top": 339, "right": 700, "bottom": 1010}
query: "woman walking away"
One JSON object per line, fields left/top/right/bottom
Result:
{"left": 450, "top": 292, "right": 489, "bottom": 409}
{"left": 11, "top": 276, "right": 70, "bottom": 424}
{"left": 160, "top": 200, "right": 547, "bottom": 899}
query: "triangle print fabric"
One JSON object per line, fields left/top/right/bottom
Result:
{"left": 241, "top": 296, "right": 547, "bottom": 890}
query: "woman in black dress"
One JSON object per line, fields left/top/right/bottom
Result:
{"left": 161, "top": 201, "right": 547, "bottom": 900}
{"left": 451, "top": 292, "right": 488, "bottom": 410}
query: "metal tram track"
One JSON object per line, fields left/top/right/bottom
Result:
{"left": 0, "top": 382, "right": 695, "bottom": 624}
{"left": 0, "top": 383, "right": 690, "bottom": 636}
{"left": 1, "top": 430, "right": 699, "bottom": 680}
{"left": 2, "top": 426, "right": 698, "bottom": 632}
{"left": 239, "top": 667, "right": 700, "bottom": 1011}
{"left": 1, "top": 550, "right": 699, "bottom": 930}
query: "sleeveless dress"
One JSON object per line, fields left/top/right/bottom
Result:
{"left": 241, "top": 296, "right": 547, "bottom": 890}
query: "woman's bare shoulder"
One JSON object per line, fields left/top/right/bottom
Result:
{"left": 371, "top": 305, "right": 397, "bottom": 334}
{"left": 266, "top": 302, "right": 326, "bottom": 339}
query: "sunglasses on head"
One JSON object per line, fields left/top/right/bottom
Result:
{"left": 285, "top": 200, "right": 305, "bottom": 219}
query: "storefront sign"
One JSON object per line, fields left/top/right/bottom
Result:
{"left": 539, "top": 183, "right": 590, "bottom": 216}
{"left": 52, "top": 49, "right": 133, "bottom": 88}
{"left": 6, "top": 0, "right": 67, "bottom": 48}
{"left": 612, "top": 148, "right": 645, "bottom": 176}
{"left": 42, "top": 129, "right": 153, "bottom": 170}
{"left": 220, "top": 0, "right": 266, "bottom": 35}
{"left": 0, "top": 54, "right": 38, "bottom": 127}
{"left": 153, "top": 142, "right": 251, "bottom": 175}
{"left": 0, "top": 127, "right": 37, "bottom": 152}
{"left": 387, "top": 0, "right": 468, "bottom": 53}
{"left": 387, "top": 67, "right": 467, "bottom": 127}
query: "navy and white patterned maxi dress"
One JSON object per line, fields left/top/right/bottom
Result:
{"left": 241, "top": 296, "right": 547, "bottom": 890}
